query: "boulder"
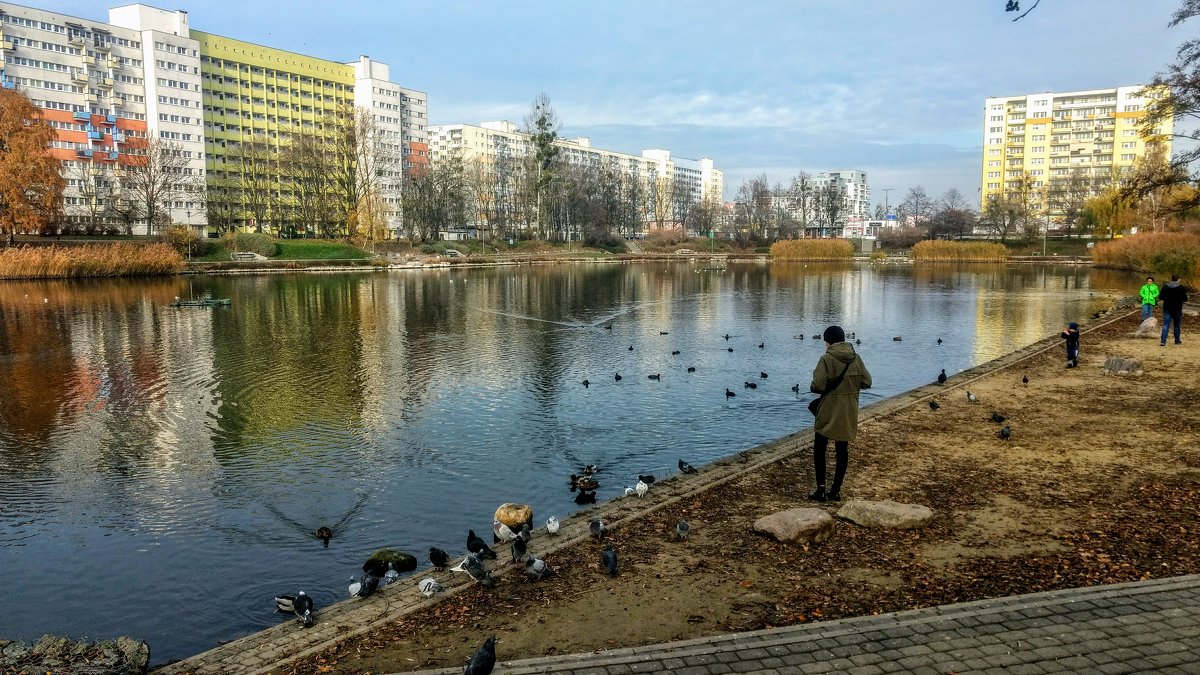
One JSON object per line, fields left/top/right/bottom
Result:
{"left": 363, "top": 548, "right": 417, "bottom": 576}
{"left": 495, "top": 503, "right": 533, "bottom": 530}
{"left": 1104, "top": 356, "right": 1144, "bottom": 376}
{"left": 0, "top": 636, "right": 149, "bottom": 674}
{"left": 836, "top": 499, "right": 934, "bottom": 529}
{"left": 1133, "top": 317, "right": 1158, "bottom": 338}
{"left": 1185, "top": 308, "right": 1199, "bottom": 317}
{"left": 752, "top": 508, "right": 834, "bottom": 545}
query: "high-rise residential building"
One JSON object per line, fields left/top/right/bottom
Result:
{"left": 768, "top": 169, "right": 870, "bottom": 238}
{"left": 0, "top": 1, "right": 427, "bottom": 236}
{"left": 980, "top": 85, "right": 1172, "bottom": 215}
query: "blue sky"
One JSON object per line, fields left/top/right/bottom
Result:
{"left": 47, "top": 0, "right": 1185, "bottom": 206}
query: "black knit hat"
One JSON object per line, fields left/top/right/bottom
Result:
{"left": 823, "top": 325, "right": 845, "bottom": 344}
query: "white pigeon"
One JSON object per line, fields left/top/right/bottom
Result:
{"left": 450, "top": 553, "right": 494, "bottom": 587}
{"left": 967, "top": 391, "right": 980, "bottom": 403}
{"left": 635, "top": 479, "right": 649, "bottom": 497}
{"left": 546, "top": 516, "right": 560, "bottom": 535}
{"left": 383, "top": 570, "right": 400, "bottom": 585}
{"left": 418, "top": 577, "right": 443, "bottom": 597}
{"left": 493, "top": 519, "right": 517, "bottom": 542}
{"left": 624, "top": 486, "right": 634, "bottom": 496}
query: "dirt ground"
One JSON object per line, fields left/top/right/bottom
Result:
{"left": 286, "top": 310, "right": 1200, "bottom": 675}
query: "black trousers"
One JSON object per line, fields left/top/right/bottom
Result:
{"left": 813, "top": 432, "right": 849, "bottom": 493}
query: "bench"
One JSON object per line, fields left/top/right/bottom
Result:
{"left": 230, "top": 252, "right": 258, "bottom": 261}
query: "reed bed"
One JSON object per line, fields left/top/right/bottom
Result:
{"left": 770, "top": 239, "right": 854, "bottom": 260}
{"left": 912, "top": 240, "right": 1008, "bottom": 262}
{"left": 1092, "top": 232, "right": 1200, "bottom": 280}
{"left": 0, "top": 243, "right": 184, "bottom": 279}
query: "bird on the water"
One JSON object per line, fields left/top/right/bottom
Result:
{"left": 615, "top": 372, "right": 622, "bottom": 381}
{"left": 760, "top": 371, "right": 768, "bottom": 379}
{"left": 274, "top": 592, "right": 315, "bottom": 627}
{"left": 791, "top": 383, "right": 800, "bottom": 393}
{"left": 582, "top": 379, "right": 590, "bottom": 388}
{"left": 725, "top": 388, "right": 736, "bottom": 398}
{"left": 679, "top": 459, "right": 698, "bottom": 474}
{"left": 464, "top": 635, "right": 496, "bottom": 675}
{"left": 575, "top": 490, "right": 597, "bottom": 504}
{"left": 647, "top": 373, "right": 660, "bottom": 380}
{"left": 744, "top": 381, "right": 757, "bottom": 389}
{"left": 893, "top": 336, "right": 903, "bottom": 342}
{"left": 687, "top": 366, "right": 696, "bottom": 373}
{"left": 758, "top": 342, "right": 765, "bottom": 349}
{"left": 628, "top": 345, "right": 634, "bottom": 351}
{"left": 671, "top": 350, "right": 681, "bottom": 355}
{"left": 637, "top": 474, "right": 656, "bottom": 484}
{"left": 937, "top": 338, "right": 943, "bottom": 345}
{"left": 727, "top": 347, "right": 734, "bottom": 352}
{"left": 315, "top": 526, "right": 332, "bottom": 547}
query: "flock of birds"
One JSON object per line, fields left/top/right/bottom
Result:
{"left": 928, "top": 367, "right": 1030, "bottom": 441}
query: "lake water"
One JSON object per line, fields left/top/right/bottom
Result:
{"left": 0, "top": 261, "right": 1136, "bottom": 663}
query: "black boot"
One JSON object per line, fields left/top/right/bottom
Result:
{"left": 807, "top": 485, "right": 827, "bottom": 502}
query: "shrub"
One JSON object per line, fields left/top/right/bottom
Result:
{"left": 233, "top": 231, "right": 279, "bottom": 257}
{"left": 0, "top": 243, "right": 184, "bottom": 279}
{"left": 1092, "top": 232, "right": 1200, "bottom": 280}
{"left": 912, "top": 240, "right": 1007, "bottom": 262}
{"left": 869, "top": 249, "right": 887, "bottom": 261}
{"left": 769, "top": 239, "right": 854, "bottom": 260}
{"left": 160, "top": 225, "right": 204, "bottom": 258}
{"left": 645, "top": 227, "right": 688, "bottom": 247}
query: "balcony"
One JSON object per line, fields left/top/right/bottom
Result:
{"left": 76, "top": 148, "right": 93, "bottom": 158}
{"left": 87, "top": 129, "right": 104, "bottom": 141}
{"left": 0, "top": 39, "right": 13, "bottom": 51}
{"left": 98, "top": 77, "right": 113, "bottom": 89}
{"left": 102, "top": 114, "right": 116, "bottom": 126}
{"left": 72, "top": 70, "right": 89, "bottom": 84}
{"left": 109, "top": 56, "right": 122, "bottom": 70}
{"left": 107, "top": 151, "right": 119, "bottom": 161}
{"left": 68, "top": 33, "right": 85, "bottom": 47}
{"left": 1, "top": 78, "right": 13, "bottom": 90}
{"left": 113, "top": 132, "right": 126, "bottom": 143}
{"left": 73, "top": 111, "right": 91, "bottom": 122}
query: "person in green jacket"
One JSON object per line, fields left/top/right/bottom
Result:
{"left": 807, "top": 325, "right": 872, "bottom": 502}
{"left": 1140, "top": 276, "right": 1160, "bottom": 321}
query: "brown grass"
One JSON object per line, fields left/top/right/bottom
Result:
{"left": 769, "top": 239, "right": 853, "bottom": 260}
{"left": 0, "top": 243, "right": 184, "bottom": 279}
{"left": 912, "top": 240, "right": 1008, "bottom": 262}
{"left": 1091, "top": 232, "right": 1200, "bottom": 281}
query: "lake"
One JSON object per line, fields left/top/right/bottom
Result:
{"left": 0, "top": 261, "right": 1135, "bottom": 663}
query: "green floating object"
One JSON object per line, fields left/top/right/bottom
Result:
{"left": 363, "top": 549, "right": 417, "bottom": 576}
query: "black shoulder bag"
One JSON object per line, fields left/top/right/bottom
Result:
{"left": 808, "top": 360, "right": 853, "bottom": 416}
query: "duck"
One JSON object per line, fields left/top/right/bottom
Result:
{"left": 760, "top": 372, "right": 768, "bottom": 379}
{"left": 574, "top": 490, "right": 597, "bottom": 505}
{"left": 614, "top": 372, "right": 622, "bottom": 381}
{"left": 647, "top": 373, "right": 660, "bottom": 380}
{"left": 744, "top": 381, "right": 757, "bottom": 389}
{"left": 575, "top": 475, "right": 600, "bottom": 491}
{"left": 637, "top": 474, "right": 656, "bottom": 484}
{"left": 687, "top": 366, "right": 696, "bottom": 373}
{"left": 723, "top": 333, "right": 731, "bottom": 340}
{"left": 892, "top": 336, "right": 903, "bottom": 342}
{"left": 671, "top": 350, "right": 681, "bottom": 355}
{"left": 315, "top": 526, "right": 332, "bottom": 547}
{"left": 581, "top": 464, "right": 599, "bottom": 475}
{"left": 791, "top": 383, "right": 800, "bottom": 393}
{"left": 274, "top": 592, "right": 314, "bottom": 627}
{"left": 725, "top": 388, "right": 736, "bottom": 398}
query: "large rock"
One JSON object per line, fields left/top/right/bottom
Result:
{"left": 1133, "top": 317, "right": 1158, "bottom": 338}
{"left": 0, "top": 635, "right": 149, "bottom": 674}
{"left": 1104, "top": 356, "right": 1144, "bottom": 376}
{"left": 752, "top": 508, "right": 834, "bottom": 545}
{"left": 836, "top": 500, "right": 934, "bottom": 529}
{"left": 1185, "top": 308, "right": 1199, "bottom": 317}
{"left": 363, "top": 548, "right": 417, "bottom": 576}
{"left": 495, "top": 503, "right": 533, "bottom": 530}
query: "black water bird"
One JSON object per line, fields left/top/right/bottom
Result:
{"left": 628, "top": 345, "right": 634, "bottom": 351}
{"left": 601, "top": 543, "right": 618, "bottom": 576}
{"left": 758, "top": 342, "right": 765, "bottom": 349}
{"left": 581, "top": 464, "right": 599, "bottom": 475}
{"left": 637, "top": 474, "right": 656, "bottom": 484}
{"left": 467, "top": 530, "right": 497, "bottom": 559}
{"left": 648, "top": 373, "right": 661, "bottom": 380}
{"left": 937, "top": 369, "right": 947, "bottom": 385}
{"left": 929, "top": 400, "right": 940, "bottom": 411}
{"left": 812, "top": 334, "right": 821, "bottom": 340}
{"left": 582, "top": 379, "right": 590, "bottom": 388}
{"left": 744, "top": 381, "right": 757, "bottom": 389}
{"left": 315, "top": 526, "right": 332, "bottom": 547}
{"left": 1022, "top": 374, "right": 1029, "bottom": 386}
{"left": 465, "top": 636, "right": 497, "bottom": 675}
{"left": 615, "top": 372, "right": 622, "bottom": 381}
{"left": 575, "top": 490, "right": 597, "bottom": 504}
{"left": 791, "top": 383, "right": 800, "bottom": 393}
{"left": 937, "top": 338, "right": 943, "bottom": 345}
{"left": 687, "top": 366, "right": 696, "bottom": 373}
{"left": 660, "top": 331, "right": 669, "bottom": 335}
{"left": 604, "top": 324, "right": 613, "bottom": 330}
{"left": 855, "top": 339, "right": 862, "bottom": 346}
{"left": 991, "top": 412, "right": 1007, "bottom": 424}
{"left": 274, "top": 592, "right": 315, "bottom": 627}
{"left": 671, "top": 350, "right": 681, "bottom": 355}
{"left": 760, "top": 371, "right": 768, "bottom": 379}
{"left": 725, "top": 388, "right": 736, "bottom": 398}
{"left": 998, "top": 425, "right": 1012, "bottom": 440}
{"left": 679, "top": 459, "right": 698, "bottom": 474}
{"left": 429, "top": 547, "right": 451, "bottom": 569}
{"left": 893, "top": 336, "right": 903, "bottom": 342}
{"left": 727, "top": 347, "right": 734, "bottom": 353}
{"left": 723, "top": 333, "right": 731, "bottom": 340}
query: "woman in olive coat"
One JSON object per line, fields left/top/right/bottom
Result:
{"left": 808, "top": 325, "right": 872, "bottom": 502}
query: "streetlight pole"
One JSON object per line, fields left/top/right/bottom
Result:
{"left": 881, "top": 188, "right": 893, "bottom": 220}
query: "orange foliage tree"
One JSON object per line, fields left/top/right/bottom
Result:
{"left": 0, "top": 88, "right": 64, "bottom": 244}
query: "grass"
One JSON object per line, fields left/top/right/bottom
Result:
{"left": 0, "top": 243, "right": 183, "bottom": 279}
{"left": 193, "top": 237, "right": 370, "bottom": 261}
{"left": 912, "top": 240, "right": 1008, "bottom": 262}
{"left": 1005, "top": 238, "right": 1095, "bottom": 257}
{"left": 1092, "top": 232, "right": 1200, "bottom": 280}
{"left": 769, "top": 239, "right": 854, "bottom": 260}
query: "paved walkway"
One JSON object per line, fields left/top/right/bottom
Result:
{"left": 405, "top": 575, "right": 1200, "bottom": 674}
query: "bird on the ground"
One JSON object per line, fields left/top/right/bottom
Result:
{"left": 464, "top": 635, "right": 497, "bottom": 675}
{"left": 624, "top": 485, "right": 634, "bottom": 496}
{"left": 676, "top": 520, "right": 690, "bottom": 540}
{"left": 274, "top": 592, "right": 315, "bottom": 627}
{"left": 725, "top": 388, "right": 736, "bottom": 398}
{"left": 467, "top": 530, "right": 498, "bottom": 559}
{"left": 638, "top": 474, "right": 656, "bottom": 484}
{"left": 937, "top": 338, "right": 943, "bottom": 345}
{"left": 510, "top": 535, "right": 527, "bottom": 563}
{"left": 679, "top": 459, "right": 698, "bottom": 474}
{"left": 636, "top": 479, "right": 649, "bottom": 497}
{"left": 687, "top": 366, "right": 696, "bottom": 373}
{"left": 525, "top": 555, "right": 553, "bottom": 580}
{"left": 575, "top": 490, "right": 597, "bottom": 504}
{"left": 349, "top": 573, "right": 381, "bottom": 598}
{"left": 429, "top": 547, "right": 451, "bottom": 569}
{"left": 744, "top": 381, "right": 757, "bottom": 389}
{"left": 648, "top": 373, "right": 661, "bottom": 380}
{"left": 601, "top": 543, "right": 618, "bottom": 576}
{"left": 991, "top": 412, "right": 1006, "bottom": 424}
{"left": 791, "top": 383, "right": 800, "bottom": 393}
{"left": 760, "top": 371, "right": 768, "bottom": 379}
{"left": 967, "top": 391, "right": 980, "bottom": 403}
{"left": 493, "top": 519, "right": 517, "bottom": 543}
{"left": 383, "top": 570, "right": 401, "bottom": 586}
{"left": 660, "top": 331, "right": 669, "bottom": 335}
{"left": 893, "top": 336, "right": 903, "bottom": 342}
{"left": 615, "top": 372, "right": 622, "bottom": 381}
{"left": 1022, "top": 374, "right": 1029, "bottom": 386}
{"left": 937, "top": 369, "right": 947, "bottom": 385}
{"left": 582, "top": 379, "right": 590, "bottom": 388}
{"left": 671, "top": 350, "right": 681, "bottom": 355}
{"left": 929, "top": 400, "right": 940, "bottom": 411}
{"left": 450, "top": 553, "right": 495, "bottom": 587}
{"left": 315, "top": 526, "right": 332, "bottom": 547}
{"left": 518, "top": 523, "right": 531, "bottom": 544}
{"left": 546, "top": 516, "right": 560, "bottom": 535}
{"left": 418, "top": 577, "right": 443, "bottom": 597}
{"left": 758, "top": 342, "right": 765, "bottom": 349}
{"left": 628, "top": 345, "right": 634, "bottom": 351}
{"left": 998, "top": 425, "right": 1012, "bottom": 440}
{"left": 590, "top": 518, "right": 607, "bottom": 539}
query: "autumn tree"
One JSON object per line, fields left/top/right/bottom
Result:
{"left": 0, "top": 89, "right": 65, "bottom": 244}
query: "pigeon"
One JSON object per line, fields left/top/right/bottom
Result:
{"left": 687, "top": 366, "right": 696, "bottom": 373}
{"left": 429, "top": 547, "right": 451, "bottom": 569}
{"left": 744, "top": 381, "right": 757, "bottom": 389}
{"left": 582, "top": 379, "right": 590, "bottom": 388}
{"left": 511, "top": 535, "right": 527, "bottom": 563}
{"left": 727, "top": 347, "right": 734, "bottom": 352}
{"left": 967, "top": 391, "right": 979, "bottom": 403}
{"left": 450, "top": 553, "right": 494, "bottom": 587}
{"left": 525, "top": 555, "right": 554, "bottom": 580}
{"left": 760, "top": 372, "right": 768, "bottom": 379}
{"left": 274, "top": 592, "right": 315, "bottom": 627}
{"left": 937, "top": 338, "right": 943, "bottom": 345}
{"left": 929, "top": 400, "right": 940, "bottom": 411}
{"left": 635, "top": 479, "right": 649, "bottom": 497}
{"left": 991, "top": 412, "right": 1006, "bottom": 424}
{"left": 791, "top": 383, "right": 800, "bottom": 393}
{"left": 1022, "top": 374, "right": 1029, "bottom": 386}
{"left": 349, "top": 573, "right": 380, "bottom": 598}
{"left": 518, "top": 524, "right": 531, "bottom": 544}
{"left": 493, "top": 520, "right": 517, "bottom": 543}
{"left": 383, "top": 570, "right": 401, "bottom": 585}
{"left": 676, "top": 520, "right": 690, "bottom": 540}
{"left": 998, "top": 425, "right": 1012, "bottom": 440}
{"left": 624, "top": 486, "right": 635, "bottom": 496}
{"left": 937, "top": 369, "right": 947, "bottom": 385}
{"left": 615, "top": 372, "right": 622, "bottom": 381}
{"left": 648, "top": 373, "right": 661, "bottom": 380}
{"left": 546, "top": 516, "right": 561, "bottom": 535}
{"left": 575, "top": 490, "right": 597, "bottom": 504}
{"left": 418, "top": 577, "right": 443, "bottom": 597}
{"left": 601, "top": 543, "right": 618, "bottom": 576}
{"left": 464, "top": 636, "right": 497, "bottom": 675}
{"left": 637, "top": 474, "right": 656, "bottom": 484}
{"left": 725, "top": 388, "right": 736, "bottom": 398}
{"left": 758, "top": 342, "right": 765, "bottom": 349}
{"left": 467, "top": 530, "right": 498, "bottom": 559}
{"left": 671, "top": 350, "right": 681, "bottom": 355}
{"left": 679, "top": 459, "right": 698, "bottom": 474}
{"left": 590, "top": 518, "right": 607, "bottom": 539}
{"left": 315, "top": 526, "right": 332, "bottom": 547}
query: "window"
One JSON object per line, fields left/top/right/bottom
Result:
{"left": 1123, "top": 104, "right": 1142, "bottom": 112}
{"left": 1121, "top": 153, "right": 1136, "bottom": 161}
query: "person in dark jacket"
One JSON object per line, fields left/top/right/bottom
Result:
{"left": 807, "top": 325, "right": 872, "bottom": 502}
{"left": 1061, "top": 322, "right": 1080, "bottom": 368}
{"left": 1160, "top": 275, "right": 1189, "bottom": 346}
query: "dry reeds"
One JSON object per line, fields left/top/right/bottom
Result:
{"left": 1091, "top": 232, "right": 1200, "bottom": 280}
{"left": 770, "top": 239, "right": 853, "bottom": 260}
{"left": 0, "top": 243, "right": 184, "bottom": 280}
{"left": 912, "top": 240, "right": 1008, "bottom": 263}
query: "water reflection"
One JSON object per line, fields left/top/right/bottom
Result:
{"left": 0, "top": 262, "right": 1135, "bottom": 662}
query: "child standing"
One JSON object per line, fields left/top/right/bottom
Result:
{"left": 1139, "top": 277, "right": 1160, "bottom": 321}
{"left": 1061, "top": 322, "right": 1080, "bottom": 368}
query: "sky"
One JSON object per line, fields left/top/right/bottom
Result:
{"left": 41, "top": 0, "right": 1187, "bottom": 207}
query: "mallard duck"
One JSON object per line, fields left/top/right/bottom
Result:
{"left": 575, "top": 476, "right": 599, "bottom": 491}
{"left": 315, "top": 526, "right": 332, "bottom": 547}
{"left": 274, "top": 592, "right": 314, "bottom": 627}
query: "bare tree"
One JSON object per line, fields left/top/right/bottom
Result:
{"left": 897, "top": 186, "right": 935, "bottom": 235}
{"left": 227, "top": 140, "right": 276, "bottom": 233}
{"left": 816, "top": 183, "right": 846, "bottom": 235}
{"left": 521, "top": 92, "right": 561, "bottom": 240}
{"left": 1046, "top": 168, "right": 1093, "bottom": 238}
{"left": 116, "top": 138, "right": 197, "bottom": 235}
{"left": 402, "top": 155, "right": 466, "bottom": 243}
{"left": 69, "top": 160, "right": 114, "bottom": 234}
{"left": 789, "top": 172, "right": 815, "bottom": 234}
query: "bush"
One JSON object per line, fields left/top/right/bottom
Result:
{"left": 769, "top": 239, "right": 854, "bottom": 260}
{"left": 645, "top": 227, "right": 689, "bottom": 247}
{"left": 869, "top": 250, "right": 887, "bottom": 261}
{"left": 160, "top": 225, "right": 204, "bottom": 258}
{"left": 912, "top": 240, "right": 1008, "bottom": 262}
{"left": 0, "top": 243, "right": 184, "bottom": 279}
{"left": 1092, "top": 232, "right": 1200, "bottom": 280}
{"left": 233, "top": 232, "right": 279, "bottom": 257}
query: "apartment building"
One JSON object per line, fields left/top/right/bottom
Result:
{"left": 1, "top": 1, "right": 427, "bottom": 236}
{"left": 980, "top": 86, "right": 1173, "bottom": 215}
